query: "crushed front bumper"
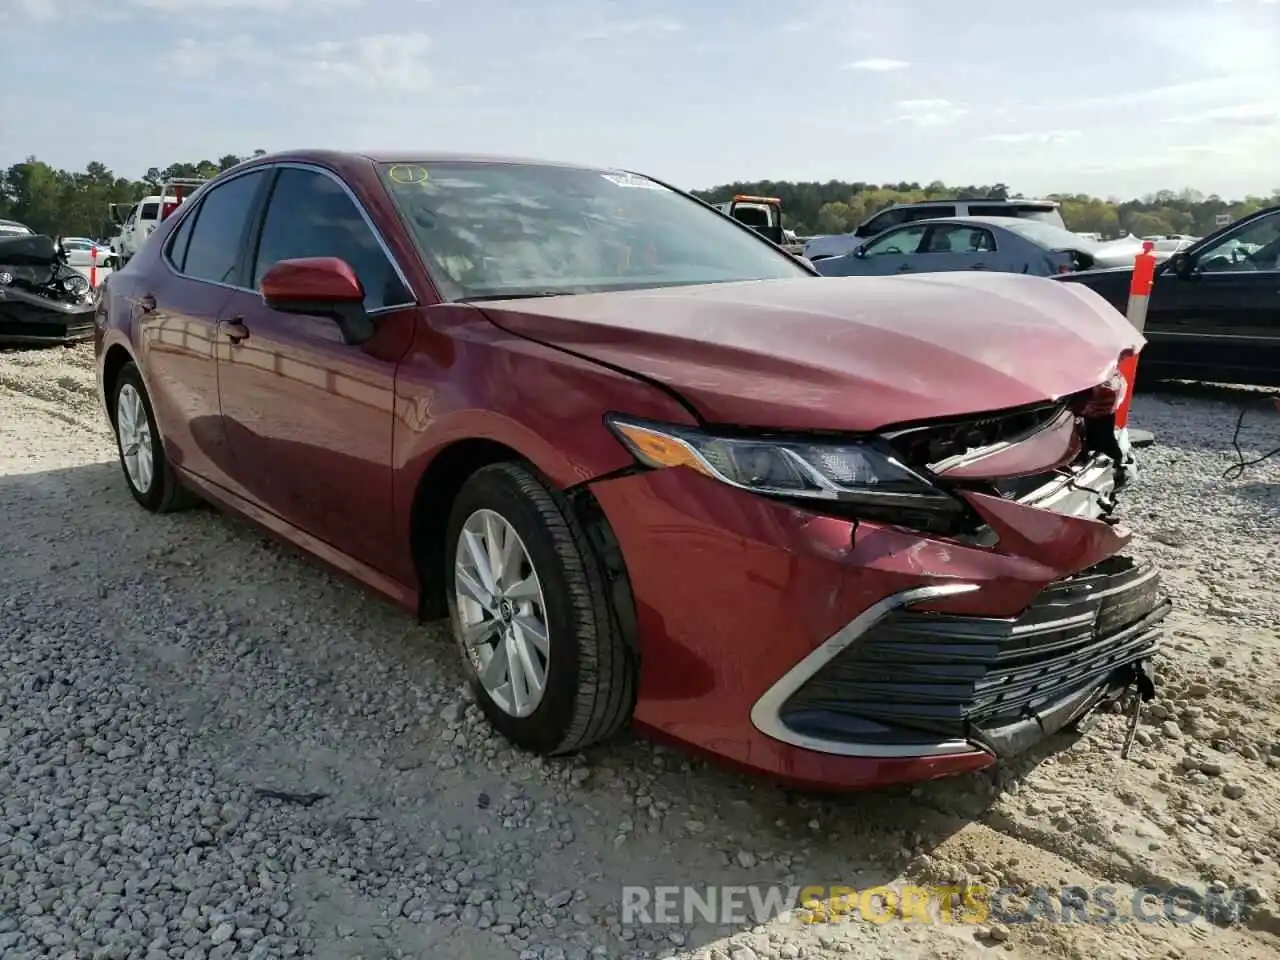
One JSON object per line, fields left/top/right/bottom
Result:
{"left": 590, "top": 443, "right": 1168, "bottom": 791}
{"left": 0, "top": 291, "right": 96, "bottom": 346}
{"left": 762, "top": 555, "right": 1168, "bottom": 761}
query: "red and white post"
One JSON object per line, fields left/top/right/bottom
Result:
{"left": 89, "top": 245, "right": 99, "bottom": 288}
{"left": 1115, "top": 241, "right": 1157, "bottom": 453}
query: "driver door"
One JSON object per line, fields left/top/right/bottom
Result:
{"left": 1145, "top": 209, "right": 1280, "bottom": 383}
{"left": 838, "top": 224, "right": 930, "bottom": 276}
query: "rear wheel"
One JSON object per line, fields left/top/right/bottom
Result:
{"left": 444, "top": 462, "right": 636, "bottom": 755}
{"left": 110, "top": 362, "right": 197, "bottom": 513}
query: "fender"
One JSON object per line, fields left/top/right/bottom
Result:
{"left": 388, "top": 306, "right": 700, "bottom": 587}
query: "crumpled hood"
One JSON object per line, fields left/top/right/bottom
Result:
{"left": 478, "top": 273, "right": 1144, "bottom": 432}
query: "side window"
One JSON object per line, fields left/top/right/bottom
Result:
{"left": 858, "top": 208, "right": 909, "bottom": 237}
{"left": 165, "top": 206, "right": 198, "bottom": 272}
{"left": 966, "top": 205, "right": 1009, "bottom": 217}
{"left": 182, "top": 171, "right": 267, "bottom": 285}
{"left": 251, "top": 167, "right": 412, "bottom": 312}
{"left": 139, "top": 202, "right": 160, "bottom": 221}
{"left": 903, "top": 205, "right": 956, "bottom": 223}
{"left": 922, "top": 224, "right": 997, "bottom": 254}
{"left": 864, "top": 224, "right": 928, "bottom": 256}
{"left": 1197, "top": 212, "right": 1280, "bottom": 273}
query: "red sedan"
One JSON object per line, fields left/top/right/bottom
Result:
{"left": 93, "top": 151, "right": 1169, "bottom": 790}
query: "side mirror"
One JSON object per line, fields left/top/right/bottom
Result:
{"left": 260, "top": 257, "right": 374, "bottom": 345}
{"left": 1169, "top": 251, "right": 1195, "bottom": 278}
{"left": 853, "top": 245, "right": 867, "bottom": 258}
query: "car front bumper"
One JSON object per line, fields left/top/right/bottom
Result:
{"left": 588, "top": 453, "right": 1167, "bottom": 790}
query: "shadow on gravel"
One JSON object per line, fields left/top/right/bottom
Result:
{"left": 1, "top": 459, "right": 1080, "bottom": 958}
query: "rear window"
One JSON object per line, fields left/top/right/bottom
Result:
{"left": 968, "top": 203, "right": 1066, "bottom": 228}
{"left": 1001, "top": 220, "right": 1097, "bottom": 251}
{"left": 732, "top": 205, "right": 773, "bottom": 229}
{"left": 0, "top": 222, "right": 31, "bottom": 236}
{"left": 140, "top": 203, "right": 160, "bottom": 220}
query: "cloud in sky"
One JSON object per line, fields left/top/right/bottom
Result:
{"left": 4, "top": 0, "right": 1278, "bottom": 199}
{"left": 843, "top": 58, "right": 910, "bottom": 72}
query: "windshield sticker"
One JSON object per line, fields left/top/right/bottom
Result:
{"left": 388, "top": 164, "right": 429, "bottom": 184}
{"left": 601, "top": 172, "right": 662, "bottom": 189}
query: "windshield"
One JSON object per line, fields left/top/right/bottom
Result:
{"left": 376, "top": 161, "right": 809, "bottom": 300}
{"left": 1001, "top": 219, "right": 1098, "bottom": 251}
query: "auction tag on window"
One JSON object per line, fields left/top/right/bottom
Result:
{"left": 388, "top": 164, "right": 429, "bottom": 184}
{"left": 601, "top": 172, "right": 662, "bottom": 189}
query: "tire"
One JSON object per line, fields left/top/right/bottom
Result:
{"left": 444, "top": 462, "right": 636, "bottom": 756}
{"left": 110, "top": 362, "right": 197, "bottom": 513}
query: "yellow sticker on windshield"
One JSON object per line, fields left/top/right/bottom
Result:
{"left": 389, "top": 164, "right": 429, "bottom": 184}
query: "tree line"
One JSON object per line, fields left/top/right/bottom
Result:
{"left": 693, "top": 181, "right": 1280, "bottom": 240}
{"left": 1, "top": 153, "right": 1277, "bottom": 241}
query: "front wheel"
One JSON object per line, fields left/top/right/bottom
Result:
{"left": 110, "top": 362, "right": 197, "bottom": 513}
{"left": 444, "top": 462, "right": 636, "bottom": 756}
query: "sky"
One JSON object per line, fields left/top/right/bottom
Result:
{"left": 3, "top": 0, "right": 1278, "bottom": 199}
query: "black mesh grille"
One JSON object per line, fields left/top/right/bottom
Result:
{"left": 780, "top": 555, "right": 1169, "bottom": 748}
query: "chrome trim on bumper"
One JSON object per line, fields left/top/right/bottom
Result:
{"left": 748, "top": 583, "right": 984, "bottom": 759}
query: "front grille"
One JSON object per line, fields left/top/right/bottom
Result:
{"left": 779, "top": 555, "right": 1169, "bottom": 748}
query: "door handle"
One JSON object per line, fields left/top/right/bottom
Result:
{"left": 138, "top": 294, "right": 156, "bottom": 312}
{"left": 970, "top": 263, "right": 987, "bottom": 270}
{"left": 220, "top": 317, "right": 250, "bottom": 344}
{"left": 896, "top": 264, "right": 913, "bottom": 273}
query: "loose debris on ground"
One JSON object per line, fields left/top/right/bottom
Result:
{"left": 1, "top": 344, "right": 1278, "bottom": 960}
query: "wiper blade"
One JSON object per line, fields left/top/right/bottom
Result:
{"left": 458, "top": 291, "right": 571, "bottom": 302}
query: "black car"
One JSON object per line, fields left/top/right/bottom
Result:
{"left": 1054, "top": 206, "right": 1280, "bottom": 387}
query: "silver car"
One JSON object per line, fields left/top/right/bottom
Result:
{"left": 813, "top": 216, "right": 1141, "bottom": 278}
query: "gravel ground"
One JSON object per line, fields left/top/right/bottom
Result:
{"left": 1, "top": 343, "right": 1279, "bottom": 960}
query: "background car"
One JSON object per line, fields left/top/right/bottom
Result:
{"left": 1055, "top": 205, "right": 1280, "bottom": 386}
{"left": 95, "top": 150, "right": 1162, "bottom": 791}
{"left": 0, "top": 218, "right": 34, "bottom": 238}
{"left": 803, "top": 198, "right": 1065, "bottom": 261}
{"left": 812, "top": 216, "right": 1142, "bottom": 278}
{"left": 57, "top": 236, "right": 114, "bottom": 268}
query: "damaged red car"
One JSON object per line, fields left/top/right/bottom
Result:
{"left": 94, "top": 151, "right": 1170, "bottom": 789}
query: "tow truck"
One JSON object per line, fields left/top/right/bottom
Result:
{"left": 111, "top": 177, "right": 207, "bottom": 267}
{"left": 712, "top": 194, "right": 804, "bottom": 255}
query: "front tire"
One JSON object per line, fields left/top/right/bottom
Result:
{"left": 110, "top": 362, "right": 196, "bottom": 513}
{"left": 444, "top": 462, "right": 636, "bottom": 756}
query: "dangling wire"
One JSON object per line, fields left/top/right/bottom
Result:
{"left": 1222, "top": 394, "right": 1280, "bottom": 481}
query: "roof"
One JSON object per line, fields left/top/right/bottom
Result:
{"left": 896, "top": 215, "right": 1070, "bottom": 228}
{"left": 901, "top": 197, "right": 1059, "bottom": 207}
{"left": 244, "top": 148, "right": 623, "bottom": 174}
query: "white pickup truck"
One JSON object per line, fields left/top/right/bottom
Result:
{"left": 110, "top": 177, "right": 207, "bottom": 266}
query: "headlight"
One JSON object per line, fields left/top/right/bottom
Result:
{"left": 62, "top": 273, "right": 90, "bottom": 296}
{"left": 606, "top": 416, "right": 958, "bottom": 513}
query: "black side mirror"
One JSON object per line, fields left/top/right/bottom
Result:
{"left": 1170, "top": 251, "right": 1195, "bottom": 278}
{"left": 853, "top": 245, "right": 867, "bottom": 259}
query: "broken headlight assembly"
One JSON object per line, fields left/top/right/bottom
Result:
{"left": 607, "top": 415, "right": 967, "bottom": 531}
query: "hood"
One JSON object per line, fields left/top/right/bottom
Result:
{"left": 478, "top": 273, "right": 1144, "bottom": 432}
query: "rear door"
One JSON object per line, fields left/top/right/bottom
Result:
{"left": 913, "top": 223, "right": 999, "bottom": 273}
{"left": 215, "top": 163, "right": 418, "bottom": 569}
{"left": 1144, "top": 209, "right": 1280, "bottom": 383}
{"left": 132, "top": 168, "right": 271, "bottom": 491}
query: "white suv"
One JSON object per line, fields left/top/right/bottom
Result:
{"left": 804, "top": 198, "right": 1066, "bottom": 261}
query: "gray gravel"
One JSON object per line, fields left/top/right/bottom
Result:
{"left": 1, "top": 344, "right": 1278, "bottom": 960}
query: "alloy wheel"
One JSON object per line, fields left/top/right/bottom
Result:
{"left": 454, "top": 509, "right": 551, "bottom": 718}
{"left": 116, "top": 383, "right": 154, "bottom": 494}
